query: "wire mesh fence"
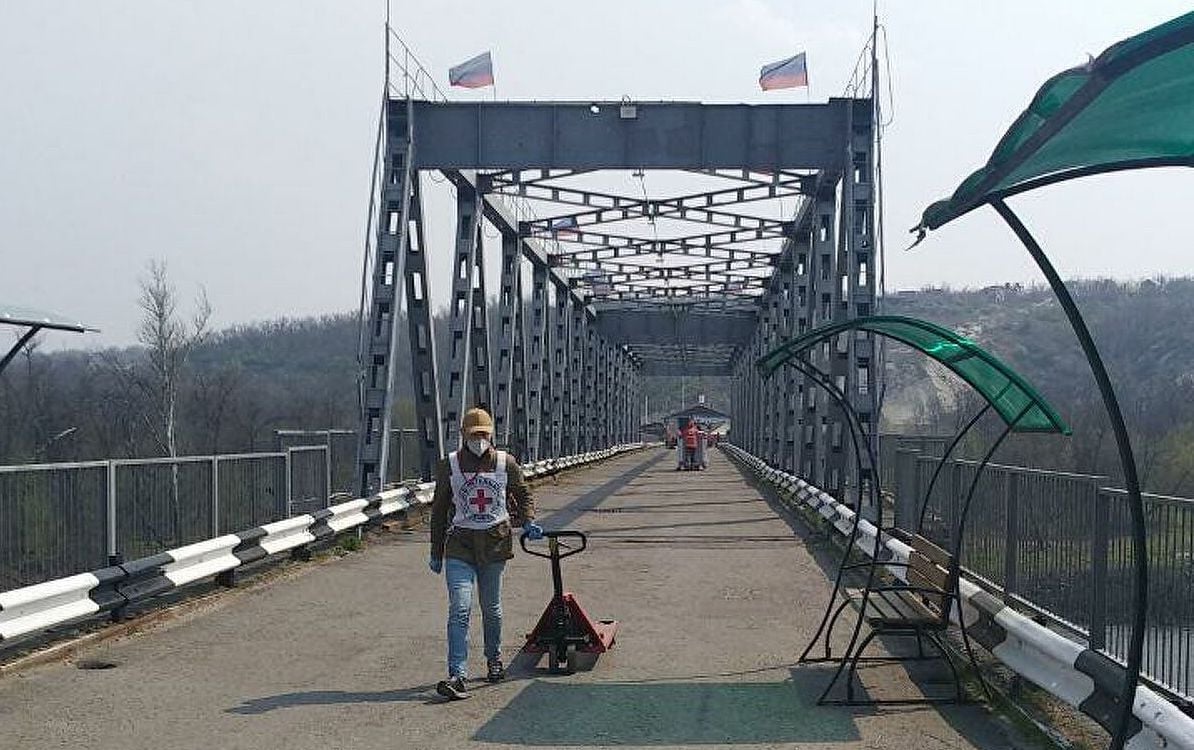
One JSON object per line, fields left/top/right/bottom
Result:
{"left": 215, "top": 454, "right": 287, "bottom": 535}
{"left": 114, "top": 457, "right": 216, "bottom": 561}
{"left": 0, "top": 461, "right": 110, "bottom": 591}
{"left": 287, "top": 446, "right": 330, "bottom": 517}
{"left": 892, "top": 446, "right": 1194, "bottom": 701}
{"left": 0, "top": 445, "right": 334, "bottom": 589}
{"left": 275, "top": 428, "right": 421, "bottom": 496}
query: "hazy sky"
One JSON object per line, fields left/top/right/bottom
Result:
{"left": 2, "top": 1, "right": 1191, "bottom": 349}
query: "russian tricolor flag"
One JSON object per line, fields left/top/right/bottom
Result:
{"left": 759, "top": 52, "right": 808, "bottom": 91}
{"left": 449, "top": 51, "right": 494, "bottom": 89}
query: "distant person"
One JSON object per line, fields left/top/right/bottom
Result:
{"left": 428, "top": 407, "right": 543, "bottom": 700}
{"left": 681, "top": 419, "right": 700, "bottom": 469}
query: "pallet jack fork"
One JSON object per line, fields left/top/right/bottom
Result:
{"left": 520, "top": 530, "right": 618, "bottom": 673}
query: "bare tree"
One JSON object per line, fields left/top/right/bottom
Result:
{"left": 137, "top": 259, "right": 210, "bottom": 458}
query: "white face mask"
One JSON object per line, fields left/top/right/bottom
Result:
{"left": 466, "top": 437, "right": 491, "bottom": 457}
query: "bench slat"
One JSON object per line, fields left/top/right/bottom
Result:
{"left": 912, "top": 534, "right": 951, "bottom": 568}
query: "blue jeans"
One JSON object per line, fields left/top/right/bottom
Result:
{"left": 445, "top": 556, "right": 506, "bottom": 678}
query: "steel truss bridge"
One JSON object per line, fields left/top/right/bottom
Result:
{"left": 356, "top": 96, "right": 878, "bottom": 501}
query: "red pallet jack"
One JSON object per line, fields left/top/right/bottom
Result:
{"left": 520, "top": 530, "right": 618, "bottom": 673}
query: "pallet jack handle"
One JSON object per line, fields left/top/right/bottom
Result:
{"left": 519, "top": 529, "right": 587, "bottom": 559}
{"left": 520, "top": 530, "right": 587, "bottom": 602}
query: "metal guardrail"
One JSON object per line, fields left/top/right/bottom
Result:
{"left": 887, "top": 445, "right": 1194, "bottom": 703}
{"left": 0, "top": 444, "right": 649, "bottom": 647}
{"left": 0, "top": 447, "right": 334, "bottom": 591}
{"left": 726, "top": 442, "right": 1194, "bottom": 750}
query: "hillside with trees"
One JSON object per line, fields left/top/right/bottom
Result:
{"left": 881, "top": 277, "right": 1194, "bottom": 494}
{"left": 4, "top": 275, "right": 1193, "bottom": 493}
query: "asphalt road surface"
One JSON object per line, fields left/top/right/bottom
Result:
{"left": 0, "top": 447, "right": 1031, "bottom": 749}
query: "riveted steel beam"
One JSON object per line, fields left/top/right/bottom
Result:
{"left": 593, "top": 309, "right": 755, "bottom": 347}
{"left": 526, "top": 264, "right": 549, "bottom": 461}
{"left": 408, "top": 100, "right": 851, "bottom": 171}
{"left": 357, "top": 100, "right": 419, "bottom": 496}
{"left": 441, "top": 183, "right": 484, "bottom": 452}
{"left": 493, "top": 227, "right": 522, "bottom": 449}
{"left": 550, "top": 277, "right": 570, "bottom": 457}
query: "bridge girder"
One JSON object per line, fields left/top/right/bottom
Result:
{"left": 356, "top": 97, "right": 877, "bottom": 500}
{"left": 407, "top": 100, "right": 851, "bottom": 171}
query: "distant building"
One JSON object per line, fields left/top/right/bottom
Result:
{"left": 664, "top": 404, "right": 731, "bottom": 433}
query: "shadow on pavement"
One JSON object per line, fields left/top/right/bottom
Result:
{"left": 472, "top": 666, "right": 863, "bottom": 746}
{"left": 226, "top": 685, "right": 443, "bottom": 713}
{"left": 538, "top": 450, "right": 668, "bottom": 529}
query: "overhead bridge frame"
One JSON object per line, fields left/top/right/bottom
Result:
{"left": 356, "top": 98, "right": 878, "bottom": 505}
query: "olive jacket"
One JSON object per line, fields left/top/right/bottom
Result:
{"left": 429, "top": 449, "right": 535, "bottom": 566}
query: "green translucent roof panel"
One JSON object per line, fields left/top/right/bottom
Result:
{"left": 916, "top": 11, "right": 1194, "bottom": 233}
{"left": 757, "top": 316, "right": 1069, "bottom": 434}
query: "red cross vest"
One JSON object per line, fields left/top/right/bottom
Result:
{"left": 447, "top": 450, "right": 510, "bottom": 530}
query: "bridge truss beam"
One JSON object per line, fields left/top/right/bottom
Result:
{"left": 357, "top": 98, "right": 877, "bottom": 505}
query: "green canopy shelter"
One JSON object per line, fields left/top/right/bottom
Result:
{"left": 761, "top": 316, "right": 1068, "bottom": 706}
{"left": 908, "top": 12, "right": 1194, "bottom": 749}
{"left": 757, "top": 315, "right": 1069, "bottom": 435}
{"left": 914, "top": 10, "right": 1194, "bottom": 237}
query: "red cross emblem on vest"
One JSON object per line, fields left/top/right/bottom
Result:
{"left": 469, "top": 488, "right": 492, "bottom": 514}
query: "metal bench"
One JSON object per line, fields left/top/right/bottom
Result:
{"left": 811, "top": 530, "right": 989, "bottom": 705}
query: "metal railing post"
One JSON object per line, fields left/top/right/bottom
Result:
{"left": 949, "top": 460, "right": 963, "bottom": 549}
{"left": 324, "top": 444, "right": 332, "bottom": 507}
{"left": 285, "top": 448, "right": 294, "bottom": 517}
{"left": 211, "top": 456, "right": 220, "bottom": 537}
{"left": 1090, "top": 482, "right": 1110, "bottom": 650}
{"left": 1003, "top": 470, "right": 1019, "bottom": 604}
{"left": 893, "top": 448, "right": 917, "bottom": 531}
{"left": 107, "top": 459, "right": 119, "bottom": 564}
{"left": 397, "top": 429, "right": 405, "bottom": 483}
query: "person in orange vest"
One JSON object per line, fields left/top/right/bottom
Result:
{"left": 682, "top": 419, "right": 700, "bottom": 469}
{"left": 428, "top": 407, "right": 543, "bottom": 700}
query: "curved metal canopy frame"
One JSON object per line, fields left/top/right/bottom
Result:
{"left": 771, "top": 356, "right": 886, "bottom": 674}
{"left": 760, "top": 319, "right": 1066, "bottom": 704}
{"left": 758, "top": 314, "right": 1070, "bottom": 435}
{"left": 904, "top": 11, "right": 1194, "bottom": 746}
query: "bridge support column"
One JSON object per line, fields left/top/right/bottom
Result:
{"left": 494, "top": 227, "right": 527, "bottom": 457}
{"left": 603, "top": 336, "right": 614, "bottom": 448}
{"left": 404, "top": 173, "right": 445, "bottom": 482}
{"left": 767, "top": 285, "right": 783, "bottom": 465}
{"left": 469, "top": 210, "right": 495, "bottom": 416}
{"left": 805, "top": 183, "right": 838, "bottom": 490}
{"left": 844, "top": 100, "right": 879, "bottom": 513}
{"left": 584, "top": 320, "right": 597, "bottom": 450}
{"left": 790, "top": 227, "right": 812, "bottom": 475}
{"left": 609, "top": 345, "right": 620, "bottom": 446}
{"left": 550, "top": 278, "right": 569, "bottom": 458}
{"left": 527, "top": 263, "right": 548, "bottom": 461}
{"left": 748, "top": 322, "right": 763, "bottom": 457}
{"left": 442, "top": 182, "right": 484, "bottom": 452}
{"left": 357, "top": 99, "right": 444, "bottom": 493}
{"left": 569, "top": 299, "right": 586, "bottom": 454}
{"left": 780, "top": 245, "right": 797, "bottom": 472}
{"left": 538, "top": 277, "right": 556, "bottom": 459}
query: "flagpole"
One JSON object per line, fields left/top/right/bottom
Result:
{"left": 384, "top": 0, "right": 391, "bottom": 95}
{"left": 804, "top": 50, "right": 811, "bottom": 102}
{"left": 870, "top": 0, "right": 888, "bottom": 458}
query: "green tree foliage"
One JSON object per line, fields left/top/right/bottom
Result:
{"left": 882, "top": 277, "right": 1194, "bottom": 494}
{"left": 4, "top": 276, "right": 1194, "bottom": 497}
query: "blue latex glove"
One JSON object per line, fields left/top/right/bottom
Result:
{"left": 522, "top": 522, "right": 544, "bottom": 541}
{"left": 428, "top": 556, "right": 443, "bottom": 574}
